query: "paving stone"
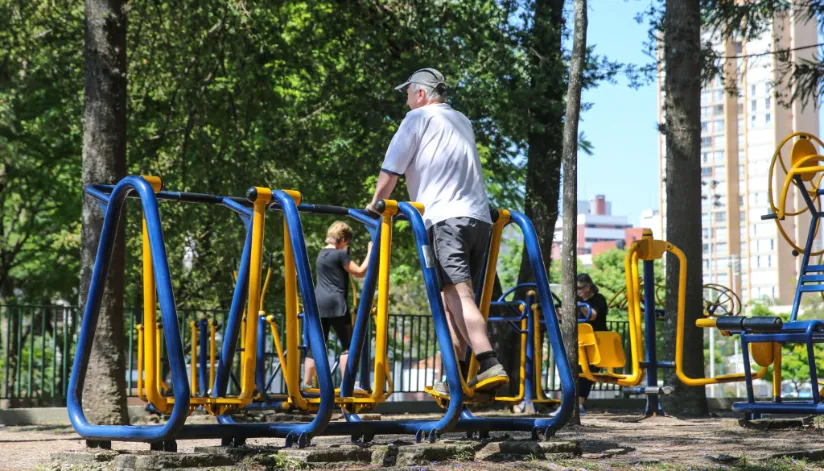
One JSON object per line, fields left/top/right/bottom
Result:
{"left": 278, "top": 445, "right": 372, "bottom": 464}
{"left": 50, "top": 450, "right": 119, "bottom": 469}
{"left": 394, "top": 442, "right": 475, "bottom": 466}
{"left": 765, "top": 448, "right": 824, "bottom": 461}
{"left": 738, "top": 417, "right": 809, "bottom": 430}
{"left": 111, "top": 452, "right": 235, "bottom": 470}
{"left": 192, "top": 446, "right": 280, "bottom": 457}
{"left": 477, "top": 440, "right": 580, "bottom": 461}
{"left": 537, "top": 440, "right": 581, "bottom": 456}
{"left": 370, "top": 444, "right": 398, "bottom": 466}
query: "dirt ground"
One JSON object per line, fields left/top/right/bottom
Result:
{"left": 6, "top": 411, "right": 824, "bottom": 471}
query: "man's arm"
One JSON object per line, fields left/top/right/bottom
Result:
{"left": 366, "top": 171, "right": 400, "bottom": 213}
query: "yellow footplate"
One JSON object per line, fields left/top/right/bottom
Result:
{"left": 423, "top": 385, "right": 497, "bottom": 409}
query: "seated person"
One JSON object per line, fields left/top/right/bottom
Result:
{"left": 575, "top": 273, "right": 609, "bottom": 415}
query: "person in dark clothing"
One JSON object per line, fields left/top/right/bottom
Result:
{"left": 576, "top": 273, "right": 609, "bottom": 414}
{"left": 303, "top": 221, "right": 372, "bottom": 388}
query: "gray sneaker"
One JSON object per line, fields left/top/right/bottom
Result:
{"left": 468, "top": 364, "right": 510, "bottom": 391}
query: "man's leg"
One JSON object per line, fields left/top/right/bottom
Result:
{"left": 443, "top": 280, "right": 507, "bottom": 390}
{"left": 442, "top": 281, "right": 492, "bottom": 353}
{"left": 443, "top": 292, "right": 470, "bottom": 378}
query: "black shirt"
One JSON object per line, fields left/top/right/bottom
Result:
{"left": 315, "top": 248, "right": 351, "bottom": 319}
{"left": 578, "top": 292, "right": 609, "bottom": 332}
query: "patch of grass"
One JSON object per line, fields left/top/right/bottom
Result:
{"left": 452, "top": 448, "right": 475, "bottom": 461}
{"left": 267, "top": 453, "right": 309, "bottom": 471}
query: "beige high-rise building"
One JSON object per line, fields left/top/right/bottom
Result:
{"left": 657, "top": 10, "right": 819, "bottom": 305}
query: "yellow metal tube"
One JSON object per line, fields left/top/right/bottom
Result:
{"left": 209, "top": 320, "right": 216, "bottom": 394}
{"left": 466, "top": 210, "right": 508, "bottom": 391}
{"left": 136, "top": 324, "right": 146, "bottom": 401}
{"left": 261, "top": 265, "right": 273, "bottom": 312}
{"left": 533, "top": 303, "right": 549, "bottom": 401}
{"left": 617, "top": 244, "right": 643, "bottom": 386}
{"left": 142, "top": 215, "right": 168, "bottom": 413}
{"left": 673, "top": 244, "right": 768, "bottom": 385}
{"left": 239, "top": 187, "right": 271, "bottom": 403}
{"left": 190, "top": 320, "right": 197, "bottom": 395}
{"left": 773, "top": 342, "right": 782, "bottom": 398}
{"left": 372, "top": 200, "right": 398, "bottom": 400}
{"left": 267, "top": 316, "right": 289, "bottom": 382}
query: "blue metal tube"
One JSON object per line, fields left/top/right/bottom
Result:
{"left": 261, "top": 190, "right": 335, "bottom": 437}
{"left": 212, "top": 210, "right": 252, "bottom": 396}
{"left": 457, "top": 211, "right": 574, "bottom": 436}
{"left": 340, "top": 221, "right": 381, "bottom": 399}
{"left": 255, "top": 315, "right": 269, "bottom": 401}
{"left": 69, "top": 176, "right": 191, "bottom": 441}
{"left": 524, "top": 292, "right": 536, "bottom": 407}
{"left": 334, "top": 202, "right": 464, "bottom": 440}
{"left": 642, "top": 259, "right": 663, "bottom": 416}
{"left": 197, "top": 319, "right": 208, "bottom": 397}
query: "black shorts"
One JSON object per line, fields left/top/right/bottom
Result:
{"left": 428, "top": 217, "right": 492, "bottom": 290}
{"left": 305, "top": 315, "right": 352, "bottom": 359}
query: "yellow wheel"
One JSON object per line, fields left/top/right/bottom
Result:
{"left": 768, "top": 132, "right": 824, "bottom": 256}
{"left": 702, "top": 283, "right": 741, "bottom": 317}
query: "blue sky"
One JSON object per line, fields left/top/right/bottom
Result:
{"left": 578, "top": 0, "right": 660, "bottom": 226}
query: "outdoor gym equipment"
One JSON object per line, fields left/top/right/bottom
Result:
{"left": 69, "top": 176, "right": 336, "bottom": 448}
{"left": 249, "top": 203, "right": 382, "bottom": 414}
{"left": 723, "top": 132, "right": 824, "bottom": 416}
{"left": 412, "top": 208, "right": 575, "bottom": 439}
{"left": 577, "top": 230, "right": 771, "bottom": 416}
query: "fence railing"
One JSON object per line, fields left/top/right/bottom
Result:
{"left": 0, "top": 305, "right": 632, "bottom": 405}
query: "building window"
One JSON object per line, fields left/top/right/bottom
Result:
{"left": 765, "top": 97, "right": 771, "bottom": 109}
{"left": 714, "top": 104, "right": 724, "bottom": 115}
{"left": 739, "top": 165, "right": 744, "bottom": 178}
{"left": 737, "top": 103, "right": 744, "bottom": 115}
{"left": 701, "top": 92, "right": 710, "bottom": 105}
{"left": 714, "top": 90, "right": 723, "bottom": 101}
{"left": 714, "top": 119, "right": 724, "bottom": 132}
{"left": 751, "top": 114, "right": 756, "bottom": 126}
{"left": 751, "top": 99, "right": 757, "bottom": 111}
{"left": 714, "top": 150, "right": 724, "bottom": 161}
{"left": 701, "top": 121, "right": 709, "bottom": 132}
{"left": 751, "top": 84, "right": 756, "bottom": 96}
{"left": 716, "top": 165, "right": 726, "bottom": 175}
{"left": 715, "top": 212, "right": 725, "bottom": 222}
{"left": 702, "top": 136, "right": 712, "bottom": 148}
{"left": 765, "top": 113, "right": 771, "bottom": 124}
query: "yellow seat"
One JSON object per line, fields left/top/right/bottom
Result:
{"left": 578, "top": 323, "right": 601, "bottom": 366}
{"left": 592, "top": 332, "right": 626, "bottom": 369}
{"left": 750, "top": 342, "right": 776, "bottom": 368}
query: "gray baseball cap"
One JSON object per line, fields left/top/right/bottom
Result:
{"left": 395, "top": 68, "right": 446, "bottom": 92}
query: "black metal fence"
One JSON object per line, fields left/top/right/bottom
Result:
{"left": 0, "top": 305, "right": 632, "bottom": 405}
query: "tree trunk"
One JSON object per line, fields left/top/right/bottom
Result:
{"left": 520, "top": 0, "right": 566, "bottom": 283}
{"left": 661, "top": 0, "right": 708, "bottom": 417}
{"left": 497, "top": 0, "right": 566, "bottom": 392}
{"left": 80, "top": 0, "right": 129, "bottom": 425}
{"left": 560, "top": 0, "right": 588, "bottom": 426}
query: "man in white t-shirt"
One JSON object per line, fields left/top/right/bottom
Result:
{"left": 366, "top": 68, "right": 509, "bottom": 393}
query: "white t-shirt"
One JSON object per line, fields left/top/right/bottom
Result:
{"left": 381, "top": 103, "right": 492, "bottom": 228}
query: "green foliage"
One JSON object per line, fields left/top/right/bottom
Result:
{"left": 1, "top": 1, "right": 622, "bottom": 316}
